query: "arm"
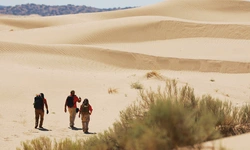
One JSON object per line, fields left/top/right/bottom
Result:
{"left": 64, "top": 98, "right": 67, "bottom": 112}
{"left": 44, "top": 99, "right": 49, "bottom": 114}
{"left": 78, "top": 96, "right": 81, "bottom": 103}
{"left": 73, "top": 95, "right": 81, "bottom": 104}
{"left": 44, "top": 99, "right": 48, "bottom": 110}
{"left": 78, "top": 105, "right": 82, "bottom": 118}
{"left": 89, "top": 105, "right": 93, "bottom": 115}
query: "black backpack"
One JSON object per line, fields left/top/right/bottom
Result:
{"left": 66, "top": 96, "right": 74, "bottom": 107}
{"left": 34, "top": 95, "right": 44, "bottom": 109}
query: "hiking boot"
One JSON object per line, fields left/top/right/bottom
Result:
{"left": 35, "top": 125, "right": 38, "bottom": 129}
{"left": 84, "top": 130, "right": 89, "bottom": 134}
{"left": 39, "top": 126, "right": 43, "bottom": 129}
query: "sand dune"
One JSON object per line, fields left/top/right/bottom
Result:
{"left": 1, "top": 16, "right": 250, "bottom": 44}
{"left": 92, "top": 0, "right": 250, "bottom": 22}
{"left": 1, "top": 0, "right": 250, "bottom": 149}
{"left": 1, "top": 41, "right": 249, "bottom": 73}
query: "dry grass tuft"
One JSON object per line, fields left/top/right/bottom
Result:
{"left": 146, "top": 71, "right": 163, "bottom": 80}
{"left": 108, "top": 88, "right": 118, "bottom": 94}
{"left": 131, "top": 81, "right": 143, "bottom": 90}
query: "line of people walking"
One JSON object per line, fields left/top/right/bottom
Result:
{"left": 33, "top": 90, "right": 93, "bottom": 134}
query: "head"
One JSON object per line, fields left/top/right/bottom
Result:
{"left": 40, "top": 93, "right": 44, "bottom": 99}
{"left": 70, "top": 90, "right": 75, "bottom": 96}
{"left": 83, "top": 98, "right": 89, "bottom": 105}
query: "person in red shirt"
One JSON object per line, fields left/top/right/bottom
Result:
{"left": 79, "top": 98, "right": 93, "bottom": 133}
{"left": 64, "top": 90, "right": 81, "bottom": 128}
{"left": 34, "top": 93, "right": 49, "bottom": 129}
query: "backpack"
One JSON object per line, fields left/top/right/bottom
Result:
{"left": 34, "top": 95, "right": 44, "bottom": 109}
{"left": 66, "top": 96, "right": 74, "bottom": 107}
{"left": 81, "top": 104, "right": 89, "bottom": 113}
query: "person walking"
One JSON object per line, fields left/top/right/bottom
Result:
{"left": 34, "top": 93, "right": 49, "bottom": 129}
{"left": 64, "top": 90, "right": 81, "bottom": 128}
{"left": 79, "top": 98, "right": 93, "bottom": 134}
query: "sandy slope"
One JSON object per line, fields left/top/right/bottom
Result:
{"left": 0, "top": 0, "right": 250, "bottom": 149}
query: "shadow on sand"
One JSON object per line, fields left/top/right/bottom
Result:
{"left": 38, "top": 127, "right": 51, "bottom": 131}
{"left": 69, "top": 126, "right": 82, "bottom": 131}
{"left": 84, "top": 131, "right": 97, "bottom": 134}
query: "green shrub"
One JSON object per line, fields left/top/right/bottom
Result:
{"left": 17, "top": 136, "right": 52, "bottom": 150}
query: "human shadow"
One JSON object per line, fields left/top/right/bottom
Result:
{"left": 70, "top": 126, "right": 82, "bottom": 131}
{"left": 84, "top": 131, "right": 97, "bottom": 134}
{"left": 38, "top": 127, "right": 51, "bottom": 131}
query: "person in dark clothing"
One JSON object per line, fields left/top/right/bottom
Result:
{"left": 34, "top": 93, "right": 49, "bottom": 129}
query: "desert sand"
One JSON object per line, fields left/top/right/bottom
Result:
{"left": 0, "top": 0, "right": 250, "bottom": 149}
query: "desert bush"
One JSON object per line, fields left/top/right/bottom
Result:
{"left": 145, "top": 70, "right": 163, "bottom": 79}
{"left": 17, "top": 136, "right": 52, "bottom": 150}
{"left": 130, "top": 81, "right": 143, "bottom": 89}
{"left": 80, "top": 80, "right": 222, "bottom": 150}
{"left": 53, "top": 138, "right": 84, "bottom": 150}
{"left": 108, "top": 87, "right": 118, "bottom": 94}
{"left": 210, "top": 79, "right": 215, "bottom": 82}
{"left": 17, "top": 136, "right": 85, "bottom": 150}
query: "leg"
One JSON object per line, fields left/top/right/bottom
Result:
{"left": 82, "top": 114, "right": 90, "bottom": 133}
{"left": 85, "top": 115, "right": 90, "bottom": 132}
{"left": 35, "top": 109, "right": 39, "bottom": 128}
{"left": 68, "top": 107, "right": 76, "bottom": 127}
{"left": 39, "top": 110, "right": 44, "bottom": 128}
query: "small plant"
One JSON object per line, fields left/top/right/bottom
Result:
{"left": 17, "top": 136, "right": 52, "bottom": 150}
{"left": 108, "top": 88, "right": 118, "bottom": 94}
{"left": 146, "top": 71, "right": 163, "bottom": 80}
{"left": 131, "top": 81, "right": 143, "bottom": 89}
{"left": 210, "top": 79, "right": 215, "bottom": 82}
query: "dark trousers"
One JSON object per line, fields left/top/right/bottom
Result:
{"left": 35, "top": 109, "right": 44, "bottom": 127}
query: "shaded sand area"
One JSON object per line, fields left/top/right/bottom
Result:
{"left": 0, "top": 0, "right": 249, "bottom": 149}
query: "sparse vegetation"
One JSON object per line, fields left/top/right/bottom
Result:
{"left": 210, "top": 79, "right": 215, "bottom": 82}
{"left": 17, "top": 136, "right": 52, "bottom": 150}
{"left": 108, "top": 87, "right": 118, "bottom": 94}
{"left": 17, "top": 79, "right": 250, "bottom": 150}
{"left": 146, "top": 70, "right": 163, "bottom": 80}
{"left": 130, "top": 81, "right": 143, "bottom": 89}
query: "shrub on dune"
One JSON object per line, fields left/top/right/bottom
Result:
{"left": 108, "top": 87, "right": 118, "bottom": 94}
{"left": 146, "top": 70, "right": 163, "bottom": 80}
{"left": 130, "top": 81, "right": 143, "bottom": 89}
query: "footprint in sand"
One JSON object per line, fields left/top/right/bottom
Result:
{"left": 4, "top": 137, "right": 11, "bottom": 141}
